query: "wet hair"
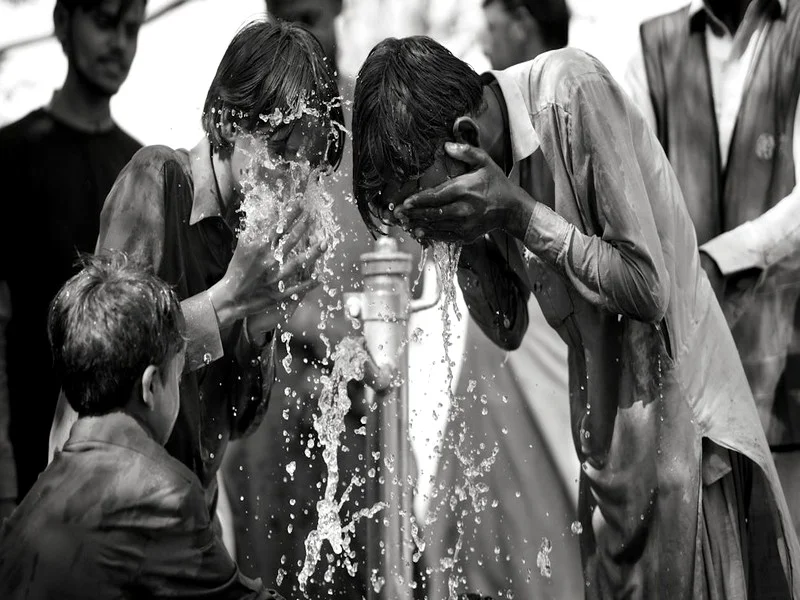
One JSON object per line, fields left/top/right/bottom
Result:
{"left": 202, "top": 17, "right": 345, "bottom": 168}
{"left": 352, "top": 36, "right": 484, "bottom": 235}
{"left": 484, "top": 0, "right": 570, "bottom": 50}
{"left": 48, "top": 251, "right": 186, "bottom": 417}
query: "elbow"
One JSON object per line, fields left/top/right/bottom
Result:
{"left": 631, "top": 279, "right": 669, "bottom": 323}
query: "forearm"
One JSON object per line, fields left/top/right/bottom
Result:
{"left": 701, "top": 186, "right": 800, "bottom": 278}
{"left": 228, "top": 327, "right": 277, "bottom": 440}
{"left": 517, "top": 198, "right": 668, "bottom": 322}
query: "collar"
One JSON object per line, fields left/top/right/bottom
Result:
{"left": 65, "top": 412, "right": 197, "bottom": 483}
{"left": 689, "top": 0, "right": 786, "bottom": 20}
{"left": 188, "top": 137, "right": 225, "bottom": 225}
{"left": 481, "top": 69, "right": 541, "bottom": 165}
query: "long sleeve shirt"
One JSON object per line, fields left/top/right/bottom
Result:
{"left": 48, "top": 139, "right": 277, "bottom": 509}
{"left": 623, "top": 0, "right": 800, "bottom": 287}
{"left": 460, "top": 48, "right": 800, "bottom": 598}
{"left": 0, "top": 412, "right": 281, "bottom": 599}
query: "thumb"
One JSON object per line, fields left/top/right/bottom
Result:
{"left": 444, "top": 142, "right": 488, "bottom": 167}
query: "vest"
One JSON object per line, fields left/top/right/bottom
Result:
{"left": 640, "top": 1, "right": 800, "bottom": 445}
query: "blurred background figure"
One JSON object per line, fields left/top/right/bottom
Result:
{"left": 422, "top": 2, "right": 584, "bottom": 599}
{"left": 622, "top": 0, "right": 800, "bottom": 594}
{"left": 0, "top": 0, "right": 145, "bottom": 514}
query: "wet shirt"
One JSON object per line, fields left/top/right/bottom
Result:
{"left": 0, "top": 108, "right": 141, "bottom": 501}
{"left": 460, "top": 49, "right": 800, "bottom": 598}
{"left": 48, "top": 140, "right": 277, "bottom": 509}
{"left": 0, "top": 412, "right": 280, "bottom": 599}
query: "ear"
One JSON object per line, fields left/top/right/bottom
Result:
{"left": 140, "top": 365, "right": 160, "bottom": 412}
{"left": 452, "top": 116, "right": 482, "bottom": 148}
{"left": 218, "top": 108, "right": 238, "bottom": 146}
{"left": 53, "top": 2, "right": 71, "bottom": 52}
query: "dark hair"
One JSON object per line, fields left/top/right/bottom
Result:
{"left": 352, "top": 36, "right": 484, "bottom": 234}
{"left": 484, "top": 0, "right": 570, "bottom": 50}
{"left": 56, "top": 0, "right": 146, "bottom": 14}
{"left": 48, "top": 251, "right": 186, "bottom": 417}
{"left": 202, "top": 17, "right": 345, "bottom": 168}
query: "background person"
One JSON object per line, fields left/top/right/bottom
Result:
{"left": 0, "top": 0, "right": 146, "bottom": 512}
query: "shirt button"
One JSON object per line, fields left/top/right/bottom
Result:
{"left": 503, "top": 316, "right": 511, "bottom": 329}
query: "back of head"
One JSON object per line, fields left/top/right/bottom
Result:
{"left": 202, "top": 17, "right": 345, "bottom": 168}
{"left": 352, "top": 36, "right": 484, "bottom": 234}
{"left": 48, "top": 251, "right": 185, "bottom": 417}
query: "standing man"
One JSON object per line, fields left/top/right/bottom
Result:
{"left": 622, "top": 0, "right": 800, "bottom": 544}
{"left": 351, "top": 35, "right": 800, "bottom": 598}
{"left": 0, "top": 0, "right": 146, "bottom": 509}
{"left": 425, "top": 2, "right": 584, "bottom": 599}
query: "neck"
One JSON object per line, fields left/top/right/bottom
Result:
{"left": 210, "top": 149, "right": 240, "bottom": 225}
{"left": 476, "top": 84, "right": 510, "bottom": 171}
{"left": 707, "top": 0, "right": 754, "bottom": 33}
{"left": 49, "top": 68, "right": 115, "bottom": 133}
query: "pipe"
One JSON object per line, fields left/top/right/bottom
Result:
{"left": 345, "top": 236, "right": 442, "bottom": 599}
{"left": 354, "top": 236, "right": 415, "bottom": 599}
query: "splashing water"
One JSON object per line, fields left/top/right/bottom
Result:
{"left": 537, "top": 537, "right": 553, "bottom": 578}
{"left": 236, "top": 94, "right": 346, "bottom": 287}
{"left": 298, "top": 336, "right": 388, "bottom": 593}
{"left": 417, "top": 240, "right": 501, "bottom": 599}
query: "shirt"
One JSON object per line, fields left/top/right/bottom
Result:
{"left": 462, "top": 49, "right": 800, "bottom": 597}
{"left": 0, "top": 412, "right": 280, "bottom": 599}
{"left": 0, "top": 108, "right": 142, "bottom": 502}
{"left": 48, "top": 139, "right": 277, "bottom": 509}
{"left": 623, "top": 0, "right": 800, "bottom": 287}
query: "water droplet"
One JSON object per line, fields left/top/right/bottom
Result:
{"left": 571, "top": 521, "right": 583, "bottom": 535}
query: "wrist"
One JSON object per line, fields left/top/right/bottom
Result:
{"left": 501, "top": 187, "right": 536, "bottom": 241}
{"left": 208, "top": 282, "right": 240, "bottom": 331}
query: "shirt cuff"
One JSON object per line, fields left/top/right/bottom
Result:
{"left": 523, "top": 201, "right": 573, "bottom": 267}
{"left": 699, "top": 222, "right": 765, "bottom": 277}
{"left": 182, "top": 292, "right": 224, "bottom": 372}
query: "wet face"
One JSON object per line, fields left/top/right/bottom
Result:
{"left": 230, "top": 113, "right": 333, "bottom": 199}
{"left": 380, "top": 148, "right": 469, "bottom": 230}
{"left": 60, "top": 0, "right": 146, "bottom": 96}
{"left": 267, "top": 0, "right": 341, "bottom": 64}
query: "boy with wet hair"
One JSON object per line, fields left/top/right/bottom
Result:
{"left": 352, "top": 35, "right": 800, "bottom": 598}
{"left": 0, "top": 251, "right": 282, "bottom": 599}
{"left": 48, "top": 17, "right": 343, "bottom": 523}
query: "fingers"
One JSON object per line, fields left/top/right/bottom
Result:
{"left": 277, "top": 241, "right": 327, "bottom": 282}
{"left": 275, "top": 212, "right": 311, "bottom": 258}
{"left": 444, "top": 141, "right": 488, "bottom": 166}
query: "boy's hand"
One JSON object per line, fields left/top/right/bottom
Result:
{"left": 209, "top": 205, "right": 326, "bottom": 329}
